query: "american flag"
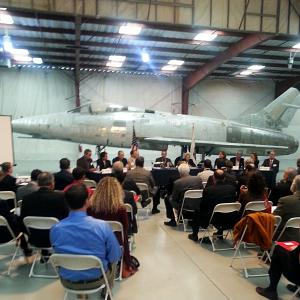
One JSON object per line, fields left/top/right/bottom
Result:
{"left": 131, "top": 124, "right": 139, "bottom": 151}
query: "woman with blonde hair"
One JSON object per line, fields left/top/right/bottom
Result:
{"left": 87, "top": 176, "right": 137, "bottom": 277}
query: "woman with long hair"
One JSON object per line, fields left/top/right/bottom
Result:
{"left": 87, "top": 176, "right": 137, "bottom": 277}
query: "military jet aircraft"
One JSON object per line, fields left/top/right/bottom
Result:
{"left": 12, "top": 83, "right": 300, "bottom": 156}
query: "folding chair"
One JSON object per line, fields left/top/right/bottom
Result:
{"left": 83, "top": 179, "right": 97, "bottom": 189}
{"left": 136, "top": 183, "right": 152, "bottom": 218}
{"left": 124, "top": 203, "right": 136, "bottom": 251}
{"left": 107, "top": 221, "right": 124, "bottom": 281}
{"left": 0, "top": 191, "right": 17, "bottom": 213}
{"left": 177, "top": 189, "right": 203, "bottom": 232}
{"left": 0, "top": 216, "right": 22, "bottom": 275}
{"left": 230, "top": 213, "right": 275, "bottom": 278}
{"left": 242, "top": 200, "right": 273, "bottom": 217}
{"left": 200, "top": 203, "right": 241, "bottom": 252}
{"left": 202, "top": 182, "right": 207, "bottom": 188}
{"left": 50, "top": 254, "right": 114, "bottom": 300}
{"left": 23, "top": 216, "right": 59, "bottom": 278}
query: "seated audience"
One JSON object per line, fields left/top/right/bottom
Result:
{"left": 273, "top": 175, "right": 300, "bottom": 242}
{"left": 126, "top": 156, "right": 160, "bottom": 214}
{"left": 214, "top": 151, "right": 227, "bottom": 169}
{"left": 155, "top": 150, "right": 173, "bottom": 167}
{"left": 250, "top": 152, "right": 260, "bottom": 169}
{"left": 0, "top": 162, "right": 17, "bottom": 193}
{"left": 189, "top": 169, "right": 236, "bottom": 241}
{"left": 111, "top": 162, "right": 138, "bottom": 234}
{"left": 0, "top": 199, "right": 32, "bottom": 257}
{"left": 206, "top": 161, "right": 236, "bottom": 188}
{"left": 164, "top": 163, "right": 203, "bottom": 227}
{"left": 17, "top": 169, "right": 42, "bottom": 201}
{"left": 230, "top": 152, "right": 244, "bottom": 170}
{"left": 297, "top": 158, "right": 300, "bottom": 175}
{"left": 237, "top": 164, "right": 256, "bottom": 196}
{"left": 54, "top": 158, "right": 73, "bottom": 190}
{"left": 96, "top": 151, "right": 112, "bottom": 171}
{"left": 197, "top": 159, "right": 213, "bottom": 183}
{"left": 77, "top": 149, "right": 96, "bottom": 172}
{"left": 127, "top": 149, "right": 139, "bottom": 170}
{"left": 112, "top": 150, "right": 127, "bottom": 167}
{"left": 174, "top": 154, "right": 183, "bottom": 167}
{"left": 182, "top": 153, "right": 196, "bottom": 167}
{"left": 21, "top": 172, "right": 69, "bottom": 247}
{"left": 88, "top": 177, "right": 137, "bottom": 278}
{"left": 256, "top": 245, "right": 300, "bottom": 300}
{"left": 238, "top": 171, "right": 270, "bottom": 214}
{"left": 269, "top": 167, "right": 297, "bottom": 206}
{"left": 50, "top": 184, "right": 121, "bottom": 291}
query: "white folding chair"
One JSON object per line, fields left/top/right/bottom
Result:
{"left": 200, "top": 203, "right": 241, "bottom": 252}
{"left": 0, "top": 191, "right": 17, "bottom": 213}
{"left": 23, "top": 216, "right": 59, "bottom": 278}
{"left": 242, "top": 200, "right": 273, "bottom": 217}
{"left": 177, "top": 189, "right": 203, "bottom": 232}
{"left": 0, "top": 216, "right": 22, "bottom": 275}
{"left": 107, "top": 221, "right": 124, "bottom": 281}
{"left": 136, "top": 183, "right": 152, "bottom": 218}
{"left": 124, "top": 203, "right": 136, "bottom": 251}
{"left": 230, "top": 213, "right": 276, "bottom": 278}
{"left": 83, "top": 179, "right": 97, "bottom": 189}
{"left": 50, "top": 254, "right": 114, "bottom": 300}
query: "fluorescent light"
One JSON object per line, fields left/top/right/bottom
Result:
{"left": 109, "top": 55, "right": 126, "bottom": 62}
{"left": 161, "top": 65, "right": 177, "bottom": 71}
{"left": 0, "top": 13, "right": 13, "bottom": 24}
{"left": 141, "top": 52, "right": 150, "bottom": 63}
{"left": 13, "top": 55, "right": 32, "bottom": 62}
{"left": 119, "top": 23, "right": 142, "bottom": 35}
{"left": 292, "top": 43, "right": 300, "bottom": 49}
{"left": 0, "top": 7, "right": 7, "bottom": 10}
{"left": 32, "top": 57, "right": 43, "bottom": 64}
{"left": 194, "top": 32, "right": 217, "bottom": 41}
{"left": 248, "top": 65, "right": 265, "bottom": 71}
{"left": 168, "top": 59, "right": 184, "bottom": 66}
{"left": 106, "top": 61, "right": 123, "bottom": 68}
{"left": 240, "top": 70, "right": 253, "bottom": 76}
{"left": 10, "top": 48, "right": 29, "bottom": 55}
{"left": 3, "top": 35, "right": 13, "bottom": 52}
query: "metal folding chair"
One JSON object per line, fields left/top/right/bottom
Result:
{"left": 177, "top": 189, "right": 203, "bottom": 232}
{"left": 124, "top": 203, "right": 136, "bottom": 251}
{"left": 0, "top": 216, "right": 22, "bottom": 275}
{"left": 200, "top": 203, "right": 241, "bottom": 252}
{"left": 83, "top": 179, "right": 97, "bottom": 189}
{"left": 242, "top": 200, "right": 273, "bottom": 217}
{"left": 0, "top": 191, "right": 17, "bottom": 213}
{"left": 23, "top": 216, "right": 59, "bottom": 278}
{"left": 50, "top": 254, "right": 114, "bottom": 300}
{"left": 107, "top": 221, "right": 124, "bottom": 281}
{"left": 136, "top": 183, "right": 152, "bottom": 218}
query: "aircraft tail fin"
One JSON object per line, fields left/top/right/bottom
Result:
{"left": 240, "top": 83, "right": 300, "bottom": 129}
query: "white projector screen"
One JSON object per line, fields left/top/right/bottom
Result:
{"left": 0, "top": 115, "right": 14, "bottom": 165}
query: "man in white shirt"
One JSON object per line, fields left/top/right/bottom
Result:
{"left": 198, "top": 159, "right": 213, "bottom": 183}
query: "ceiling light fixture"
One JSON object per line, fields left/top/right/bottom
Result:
{"left": 119, "top": 23, "right": 142, "bottom": 35}
{"left": 141, "top": 51, "right": 150, "bottom": 63}
{"left": 247, "top": 65, "right": 265, "bottom": 71}
{"left": 292, "top": 43, "right": 300, "bottom": 49}
{"left": 168, "top": 59, "right": 184, "bottom": 66}
{"left": 193, "top": 32, "right": 217, "bottom": 41}
{"left": 0, "top": 12, "right": 14, "bottom": 24}
{"left": 106, "top": 61, "right": 123, "bottom": 68}
{"left": 109, "top": 55, "right": 126, "bottom": 62}
{"left": 161, "top": 65, "right": 177, "bottom": 71}
{"left": 3, "top": 35, "right": 13, "bottom": 52}
{"left": 10, "top": 48, "right": 29, "bottom": 56}
{"left": 13, "top": 55, "right": 32, "bottom": 62}
{"left": 33, "top": 57, "right": 43, "bottom": 64}
{"left": 0, "top": 8, "right": 7, "bottom": 10}
{"left": 240, "top": 70, "right": 253, "bottom": 76}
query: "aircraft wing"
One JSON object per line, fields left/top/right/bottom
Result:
{"left": 143, "top": 137, "right": 288, "bottom": 150}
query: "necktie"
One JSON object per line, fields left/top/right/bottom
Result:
{"left": 269, "top": 160, "right": 273, "bottom": 167}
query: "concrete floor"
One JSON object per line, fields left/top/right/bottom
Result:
{"left": 0, "top": 207, "right": 295, "bottom": 300}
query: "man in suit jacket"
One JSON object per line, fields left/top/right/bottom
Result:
{"left": 77, "top": 149, "right": 96, "bottom": 172}
{"left": 262, "top": 150, "right": 280, "bottom": 189}
{"left": 230, "top": 152, "right": 244, "bottom": 170}
{"left": 17, "top": 169, "right": 42, "bottom": 201}
{"left": 21, "top": 172, "right": 69, "bottom": 247}
{"left": 112, "top": 150, "right": 128, "bottom": 167}
{"left": 189, "top": 169, "right": 237, "bottom": 241}
{"left": 125, "top": 156, "right": 160, "bottom": 214}
{"left": 155, "top": 150, "right": 173, "bottom": 167}
{"left": 164, "top": 163, "right": 203, "bottom": 227}
{"left": 96, "top": 151, "right": 112, "bottom": 171}
{"left": 54, "top": 158, "right": 73, "bottom": 190}
{"left": 273, "top": 175, "right": 300, "bottom": 242}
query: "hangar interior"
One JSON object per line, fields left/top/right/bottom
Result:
{"left": 0, "top": 0, "right": 300, "bottom": 300}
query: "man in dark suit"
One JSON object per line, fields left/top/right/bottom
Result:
{"left": 54, "top": 158, "right": 73, "bottom": 190}
{"left": 262, "top": 150, "right": 280, "bottom": 189}
{"left": 112, "top": 150, "right": 127, "bottom": 167}
{"left": 273, "top": 175, "right": 300, "bottom": 242}
{"left": 17, "top": 169, "right": 42, "bottom": 201}
{"left": 189, "top": 169, "right": 237, "bottom": 241}
{"left": 0, "top": 162, "right": 17, "bottom": 193}
{"left": 269, "top": 167, "right": 297, "bottom": 206}
{"left": 96, "top": 151, "right": 112, "bottom": 171}
{"left": 164, "top": 163, "right": 203, "bottom": 227}
{"left": 21, "top": 172, "right": 69, "bottom": 248}
{"left": 155, "top": 150, "right": 173, "bottom": 168}
{"left": 76, "top": 149, "right": 96, "bottom": 172}
{"left": 230, "top": 152, "right": 244, "bottom": 170}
